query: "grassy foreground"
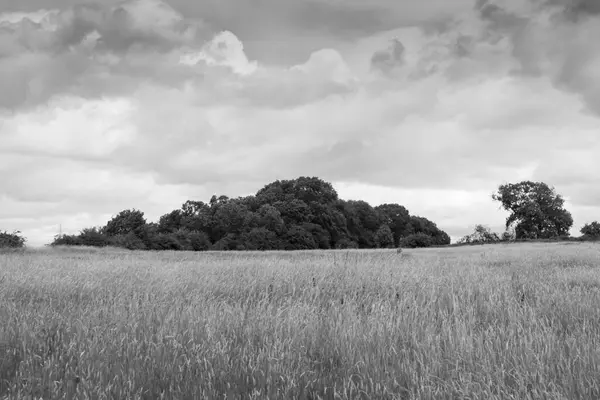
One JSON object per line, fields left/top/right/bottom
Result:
{"left": 1, "top": 243, "right": 600, "bottom": 399}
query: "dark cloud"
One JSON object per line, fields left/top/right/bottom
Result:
{"left": 542, "top": 0, "right": 600, "bottom": 21}
{"left": 454, "top": 35, "right": 474, "bottom": 58}
{"left": 2, "top": 0, "right": 473, "bottom": 65}
{"left": 469, "top": 0, "right": 600, "bottom": 116}
{"left": 0, "top": 0, "right": 210, "bottom": 111}
{"left": 475, "top": 0, "right": 529, "bottom": 34}
{"left": 370, "top": 39, "right": 405, "bottom": 73}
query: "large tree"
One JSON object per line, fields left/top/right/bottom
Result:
{"left": 375, "top": 204, "right": 411, "bottom": 246}
{"left": 492, "top": 181, "right": 573, "bottom": 239}
{"left": 102, "top": 209, "right": 147, "bottom": 237}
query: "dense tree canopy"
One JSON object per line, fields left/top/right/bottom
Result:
{"left": 0, "top": 230, "right": 26, "bottom": 249}
{"left": 581, "top": 221, "right": 600, "bottom": 238}
{"left": 50, "top": 176, "right": 451, "bottom": 251}
{"left": 492, "top": 181, "right": 573, "bottom": 239}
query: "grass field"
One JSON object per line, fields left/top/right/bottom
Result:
{"left": 1, "top": 243, "right": 600, "bottom": 399}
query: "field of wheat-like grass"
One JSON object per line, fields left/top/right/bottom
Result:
{"left": 1, "top": 242, "right": 600, "bottom": 399}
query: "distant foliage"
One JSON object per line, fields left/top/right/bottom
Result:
{"left": 0, "top": 230, "right": 26, "bottom": 249}
{"left": 110, "top": 232, "right": 147, "bottom": 250}
{"left": 79, "top": 227, "right": 111, "bottom": 247}
{"left": 492, "top": 181, "right": 573, "bottom": 240}
{"left": 103, "top": 209, "right": 147, "bottom": 237}
{"left": 48, "top": 176, "right": 452, "bottom": 252}
{"left": 374, "top": 225, "right": 394, "bottom": 248}
{"left": 581, "top": 221, "right": 600, "bottom": 239}
{"left": 458, "top": 225, "right": 501, "bottom": 245}
{"left": 400, "top": 233, "right": 434, "bottom": 249}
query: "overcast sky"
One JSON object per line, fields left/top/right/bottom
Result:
{"left": 1, "top": 0, "right": 599, "bottom": 246}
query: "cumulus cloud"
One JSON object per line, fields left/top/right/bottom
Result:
{"left": 180, "top": 30, "right": 257, "bottom": 75}
{"left": 1, "top": 0, "right": 600, "bottom": 245}
{"left": 0, "top": 0, "right": 212, "bottom": 111}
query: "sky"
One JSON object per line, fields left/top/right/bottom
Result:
{"left": 1, "top": 0, "right": 599, "bottom": 246}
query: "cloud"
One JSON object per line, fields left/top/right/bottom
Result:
{"left": 541, "top": 0, "right": 600, "bottom": 20}
{"left": 0, "top": 0, "right": 212, "bottom": 111}
{"left": 180, "top": 30, "right": 257, "bottom": 75}
{"left": 466, "top": 0, "right": 600, "bottom": 116}
{"left": 1, "top": 0, "right": 600, "bottom": 246}
{"left": 370, "top": 38, "right": 405, "bottom": 73}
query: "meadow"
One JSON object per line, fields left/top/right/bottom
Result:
{"left": 1, "top": 243, "right": 600, "bottom": 399}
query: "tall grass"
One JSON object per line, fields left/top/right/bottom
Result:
{"left": 1, "top": 243, "right": 600, "bottom": 399}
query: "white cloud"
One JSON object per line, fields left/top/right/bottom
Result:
{"left": 180, "top": 30, "right": 258, "bottom": 75}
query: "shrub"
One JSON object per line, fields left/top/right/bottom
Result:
{"left": 458, "top": 225, "right": 500, "bottom": 245}
{"left": 283, "top": 225, "right": 317, "bottom": 250}
{"left": 109, "top": 232, "right": 147, "bottom": 250}
{"left": 335, "top": 238, "right": 359, "bottom": 249}
{"left": 78, "top": 227, "right": 111, "bottom": 247}
{"left": 212, "top": 234, "right": 241, "bottom": 251}
{"left": 400, "top": 233, "right": 434, "bottom": 248}
{"left": 0, "top": 231, "right": 26, "bottom": 249}
{"left": 187, "top": 231, "right": 212, "bottom": 251}
{"left": 150, "top": 233, "right": 184, "bottom": 251}
{"left": 581, "top": 221, "right": 600, "bottom": 239}
{"left": 51, "top": 234, "right": 82, "bottom": 246}
{"left": 374, "top": 225, "right": 394, "bottom": 248}
{"left": 241, "top": 228, "right": 280, "bottom": 251}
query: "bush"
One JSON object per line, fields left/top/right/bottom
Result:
{"left": 241, "top": 228, "right": 280, "bottom": 251}
{"left": 187, "top": 231, "right": 212, "bottom": 251}
{"left": 79, "top": 228, "right": 111, "bottom": 247}
{"left": 212, "top": 234, "right": 241, "bottom": 251}
{"left": 109, "top": 232, "right": 147, "bottom": 250}
{"left": 581, "top": 221, "right": 600, "bottom": 239}
{"left": 400, "top": 233, "right": 434, "bottom": 248}
{"left": 458, "top": 225, "right": 500, "bottom": 245}
{"left": 335, "top": 238, "right": 359, "bottom": 249}
{"left": 283, "top": 225, "right": 317, "bottom": 250}
{"left": 374, "top": 225, "right": 394, "bottom": 248}
{"left": 150, "top": 233, "right": 183, "bottom": 251}
{"left": 51, "top": 234, "right": 82, "bottom": 246}
{"left": 0, "top": 230, "right": 26, "bottom": 249}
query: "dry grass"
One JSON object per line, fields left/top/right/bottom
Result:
{"left": 1, "top": 243, "right": 600, "bottom": 399}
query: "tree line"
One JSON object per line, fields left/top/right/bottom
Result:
{"left": 49, "top": 177, "right": 450, "bottom": 251}
{"left": 2, "top": 178, "right": 599, "bottom": 250}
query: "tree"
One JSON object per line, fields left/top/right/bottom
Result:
{"left": 212, "top": 233, "right": 243, "bottom": 251}
{"left": 272, "top": 199, "right": 312, "bottom": 225}
{"left": 375, "top": 204, "right": 411, "bottom": 246}
{"left": 103, "top": 209, "right": 147, "bottom": 237}
{"left": 581, "top": 221, "right": 600, "bottom": 238}
{"left": 157, "top": 210, "right": 184, "bottom": 233}
{"left": 338, "top": 200, "right": 380, "bottom": 248}
{"left": 492, "top": 181, "right": 573, "bottom": 239}
{"left": 301, "top": 223, "right": 331, "bottom": 249}
{"left": 283, "top": 225, "right": 317, "bottom": 250}
{"left": 110, "top": 232, "right": 147, "bottom": 250}
{"left": 256, "top": 177, "right": 338, "bottom": 207}
{"left": 308, "top": 203, "right": 349, "bottom": 248}
{"left": 241, "top": 228, "right": 280, "bottom": 250}
{"left": 0, "top": 230, "right": 26, "bottom": 249}
{"left": 210, "top": 199, "right": 250, "bottom": 242}
{"left": 374, "top": 225, "right": 394, "bottom": 248}
{"left": 458, "top": 225, "right": 500, "bottom": 244}
{"left": 44, "top": 176, "right": 453, "bottom": 253}
{"left": 408, "top": 216, "right": 451, "bottom": 245}
{"left": 180, "top": 201, "right": 212, "bottom": 234}
{"left": 256, "top": 204, "right": 286, "bottom": 234}
{"left": 78, "top": 227, "right": 110, "bottom": 247}
{"left": 400, "top": 233, "right": 434, "bottom": 248}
